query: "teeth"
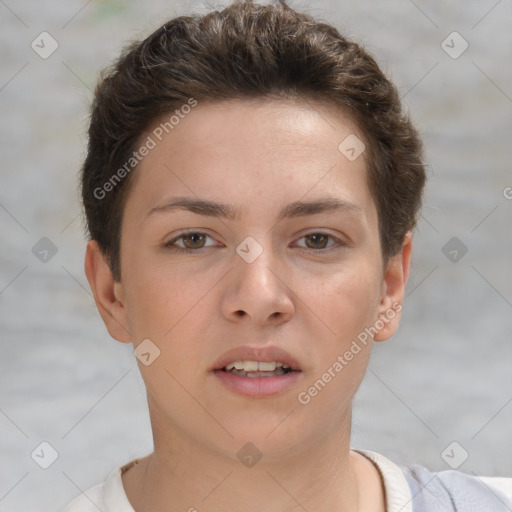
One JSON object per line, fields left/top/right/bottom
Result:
{"left": 224, "top": 360, "right": 292, "bottom": 372}
{"left": 245, "top": 361, "right": 259, "bottom": 372}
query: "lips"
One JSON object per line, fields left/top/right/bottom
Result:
{"left": 211, "top": 345, "right": 302, "bottom": 373}
{"left": 211, "top": 345, "right": 304, "bottom": 397}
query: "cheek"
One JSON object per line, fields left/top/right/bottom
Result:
{"left": 122, "top": 255, "right": 227, "bottom": 350}
{"left": 121, "top": 261, "right": 192, "bottom": 340}
{"left": 310, "top": 265, "right": 382, "bottom": 347}
{"left": 296, "top": 272, "right": 378, "bottom": 416}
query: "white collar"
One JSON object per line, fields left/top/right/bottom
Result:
{"left": 103, "top": 459, "right": 138, "bottom": 511}
{"left": 354, "top": 449, "right": 413, "bottom": 512}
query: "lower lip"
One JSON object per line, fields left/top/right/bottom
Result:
{"left": 213, "top": 370, "right": 302, "bottom": 397}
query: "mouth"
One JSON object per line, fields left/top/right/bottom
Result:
{"left": 220, "top": 360, "right": 296, "bottom": 378}
{"left": 212, "top": 346, "right": 303, "bottom": 397}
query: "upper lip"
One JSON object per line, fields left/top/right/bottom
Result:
{"left": 212, "top": 345, "right": 302, "bottom": 371}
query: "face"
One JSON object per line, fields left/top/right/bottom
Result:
{"left": 86, "top": 98, "right": 410, "bottom": 461}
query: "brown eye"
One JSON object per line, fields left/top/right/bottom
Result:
{"left": 304, "top": 233, "right": 330, "bottom": 250}
{"left": 181, "top": 233, "right": 206, "bottom": 249}
{"left": 164, "top": 232, "right": 217, "bottom": 253}
{"left": 294, "top": 232, "right": 345, "bottom": 253}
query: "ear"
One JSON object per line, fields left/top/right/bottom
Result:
{"left": 373, "top": 231, "right": 412, "bottom": 342}
{"left": 84, "top": 240, "right": 131, "bottom": 343}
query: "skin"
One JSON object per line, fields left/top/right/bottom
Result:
{"left": 85, "top": 98, "right": 412, "bottom": 512}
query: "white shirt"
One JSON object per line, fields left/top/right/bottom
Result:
{"left": 62, "top": 449, "right": 512, "bottom": 512}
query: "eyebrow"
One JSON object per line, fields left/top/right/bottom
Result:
{"left": 145, "top": 196, "right": 362, "bottom": 223}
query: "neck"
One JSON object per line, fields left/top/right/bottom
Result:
{"left": 122, "top": 407, "right": 384, "bottom": 512}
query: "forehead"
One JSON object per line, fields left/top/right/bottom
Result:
{"left": 124, "top": 98, "right": 374, "bottom": 221}
{"left": 152, "top": 97, "right": 363, "bottom": 154}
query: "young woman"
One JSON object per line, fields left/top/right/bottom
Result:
{"left": 65, "top": 1, "right": 511, "bottom": 510}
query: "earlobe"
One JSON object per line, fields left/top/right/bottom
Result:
{"left": 84, "top": 240, "right": 131, "bottom": 343}
{"left": 373, "top": 232, "right": 413, "bottom": 342}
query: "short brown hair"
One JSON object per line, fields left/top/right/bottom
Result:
{"left": 81, "top": 0, "right": 426, "bottom": 282}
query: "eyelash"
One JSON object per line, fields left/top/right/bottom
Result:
{"left": 164, "top": 230, "right": 346, "bottom": 255}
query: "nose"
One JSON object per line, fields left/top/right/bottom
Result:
{"left": 220, "top": 238, "right": 295, "bottom": 325}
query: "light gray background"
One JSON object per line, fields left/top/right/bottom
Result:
{"left": 1, "top": 0, "right": 511, "bottom": 510}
